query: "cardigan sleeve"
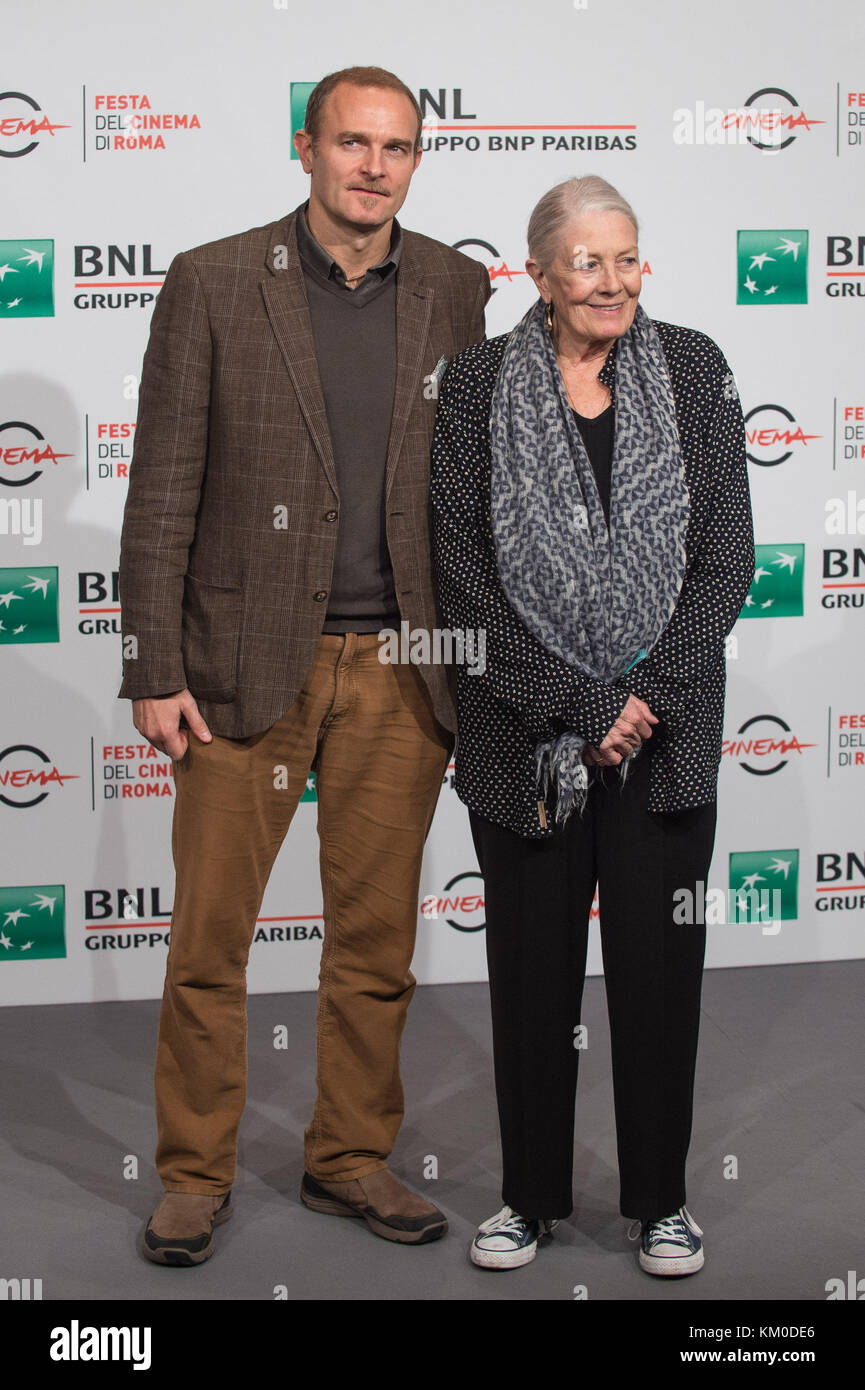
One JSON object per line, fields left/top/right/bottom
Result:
{"left": 615, "top": 343, "right": 755, "bottom": 725}
{"left": 431, "top": 359, "right": 629, "bottom": 746}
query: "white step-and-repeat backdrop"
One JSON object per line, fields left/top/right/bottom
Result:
{"left": 2, "top": 0, "right": 863, "bottom": 1006}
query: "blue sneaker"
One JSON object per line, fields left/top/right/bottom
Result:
{"left": 637, "top": 1205, "right": 704, "bottom": 1276}
{"left": 471, "top": 1205, "right": 554, "bottom": 1270}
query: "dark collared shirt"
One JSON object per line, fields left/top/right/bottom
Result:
{"left": 296, "top": 203, "right": 401, "bottom": 632}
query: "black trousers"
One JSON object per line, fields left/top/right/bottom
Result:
{"left": 469, "top": 745, "right": 716, "bottom": 1223}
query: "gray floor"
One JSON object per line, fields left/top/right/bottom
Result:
{"left": 0, "top": 962, "right": 862, "bottom": 1302}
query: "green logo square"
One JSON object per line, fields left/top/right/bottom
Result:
{"left": 0, "top": 240, "right": 54, "bottom": 317}
{"left": 737, "top": 229, "right": 808, "bottom": 305}
{"left": 729, "top": 850, "right": 798, "bottom": 922}
{"left": 740, "top": 544, "right": 804, "bottom": 618}
{"left": 0, "top": 567, "right": 59, "bottom": 642}
{"left": 0, "top": 885, "right": 66, "bottom": 960}
{"left": 290, "top": 82, "right": 318, "bottom": 160}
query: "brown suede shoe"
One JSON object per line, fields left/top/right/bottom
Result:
{"left": 301, "top": 1169, "right": 447, "bottom": 1244}
{"left": 143, "top": 1191, "right": 232, "bottom": 1266}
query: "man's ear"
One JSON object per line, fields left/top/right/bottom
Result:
{"left": 293, "top": 128, "right": 313, "bottom": 173}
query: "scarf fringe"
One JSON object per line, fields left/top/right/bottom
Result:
{"left": 536, "top": 734, "right": 639, "bottom": 825}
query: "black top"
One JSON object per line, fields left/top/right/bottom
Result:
{"left": 572, "top": 403, "right": 613, "bottom": 528}
{"left": 430, "top": 321, "right": 755, "bottom": 837}
{"left": 296, "top": 203, "right": 401, "bottom": 632}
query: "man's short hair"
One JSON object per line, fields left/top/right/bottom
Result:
{"left": 302, "top": 66, "right": 423, "bottom": 153}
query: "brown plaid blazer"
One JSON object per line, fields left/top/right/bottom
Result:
{"left": 118, "top": 205, "right": 490, "bottom": 736}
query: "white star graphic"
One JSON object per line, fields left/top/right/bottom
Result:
{"left": 775, "top": 237, "right": 801, "bottom": 261}
{"left": 743, "top": 276, "right": 758, "bottom": 294}
{"left": 4, "top": 908, "right": 30, "bottom": 926}
{"left": 0, "top": 264, "right": 19, "bottom": 282}
{"left": 31, "top": 893, "right": 57, "bottom": 915}
{"left": 761, "top": 598, "right": 774, "bottom": 608}
{"left": 752, "top": 566, "right": 770, "bottom": 583}
{"left": 19, "top": 941, "right": 34, "bottom": 951}
{"left": 749, "top": 253, "right": 775, "bottom": 270}
{"left": 774, "top": 551, "right": 798, "bottom": 573}
{"left": 24, "top": 574, "right": 49, "bottom": 597}
{"left": 6, "top": 298, "right": 22, "bottom": 308}
{"left": 769, "top": 857, "right": 792, "bottom": 878}
{"left": 0, "top": 932, "right": 12, "bottom": 949}
{"left": 12, "top": 624, "right": 25, "bottom": 634}
{"left": 744, "top": 594, "right": 755, "bottom": 606}
{"left": 0, "top": 590, "right": 23, "bottom": 608}
{"left": 741, "top": 873, "right": 766, "bottom": 890}
{"left": 764, "top": 285, "right": 778, "bottom": 296}
{"left": 18, "top": 247, "right": 46, "bottom": 270}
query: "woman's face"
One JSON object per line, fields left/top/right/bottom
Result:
{"left": 527, "top": 209, "right": 642, "bottom": 349}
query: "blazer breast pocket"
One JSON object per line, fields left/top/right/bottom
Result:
{"left": 181, "top": 572, "right": 242, "bottom": 703}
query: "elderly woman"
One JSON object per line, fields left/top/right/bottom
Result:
{"left": 430, "top": 175, "right": 754, "bottom": 1275}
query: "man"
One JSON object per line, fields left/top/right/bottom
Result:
{"left": 118, "top": 65, "right": 490, "bottom": 1265}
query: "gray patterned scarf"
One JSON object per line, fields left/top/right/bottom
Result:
{"left": 490, "top": 298, "right": 689, "bottom": 822}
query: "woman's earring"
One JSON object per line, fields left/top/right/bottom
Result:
{"left": 545, "top": 300, "right": 554, "bottom": 334}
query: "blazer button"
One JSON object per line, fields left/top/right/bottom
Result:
{"left": 313, "top": 590, "right": 328, "bottom": 602}
{"left": 324, "top": 509, "right": 338, "bottom": 522}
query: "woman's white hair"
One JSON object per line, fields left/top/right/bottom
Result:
{"left": 527, "top": 175, "right": 639, "bottom": 270}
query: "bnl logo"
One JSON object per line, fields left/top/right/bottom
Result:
{"left": 0, "top": 240, "right": 54, "bottom": 317}
{"left": 740, "top": 545, "right": 804, "bottom": 617}
{"left": 728, "top": 850, "right": 799, "bottom": 923}
{"left": 290, "top": 83, "right": 317, "bottom": 158}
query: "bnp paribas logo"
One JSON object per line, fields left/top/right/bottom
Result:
{"left": 729, "top": 850, "right": 798, "bottom": 923}
{"left": 300, "top": 771, "right": 317, "bottom": 802}
{"left": 737, "top": 229, "right": 808, "bottom": 304}
{"left": 0, "top": 240, "right": 54, "bottom": 317}
{"left": 740, "top": 544, "right": 804, "bottom": 618}
{"left": 0, "top": 885, "right": 66, "bottom": 960}
{"left": 0, "top": 567, "right": 59, "bottom": 643}
{"left": 289, "top": 82, "right": 318, "bottom": 160}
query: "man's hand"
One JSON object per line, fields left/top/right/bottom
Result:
{"left": 132, "top": 689, "right": 212, "bottom": 761}
{"left": 589, "top": 694, "right": 657, "bottom": 767}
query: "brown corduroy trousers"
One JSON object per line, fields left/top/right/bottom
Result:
{"left": 154, "top": 634, "right": 452, "bottom": 1193}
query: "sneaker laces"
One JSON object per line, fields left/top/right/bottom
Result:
{"left": 644, "top": 1211, "right": 693, "bottom": 1249}
{"left": 478, "top": 1205, "right": 531, "bottom": 1238}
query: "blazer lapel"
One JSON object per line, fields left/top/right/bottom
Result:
{"left": 260, "top": 214, "right": 338, "bottom": 495}
{"left": 385, "top": 241, "right": 433, "bottom": 498}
